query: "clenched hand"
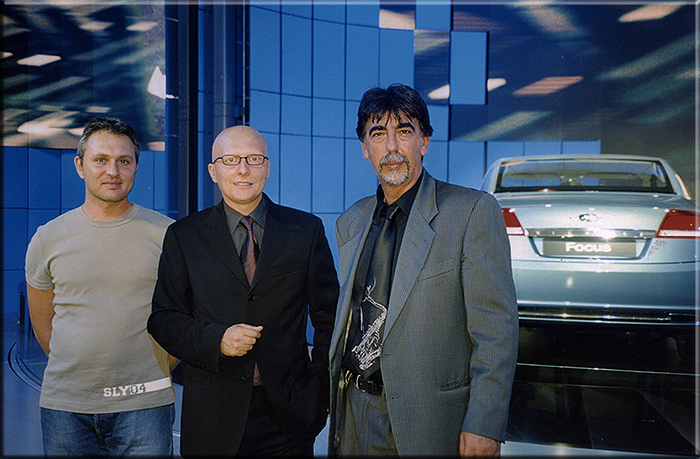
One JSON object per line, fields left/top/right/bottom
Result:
{"left": 220, "top": 323, "right": 263, "bottom": 357}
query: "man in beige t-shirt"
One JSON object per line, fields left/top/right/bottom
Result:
{"left": 25, "top": 117, "right": 176, "bottom": 456}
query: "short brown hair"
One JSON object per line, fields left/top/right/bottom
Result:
{"left": 76, "top": 117, "right": 140, "bottom": 163}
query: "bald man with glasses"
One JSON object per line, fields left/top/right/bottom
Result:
{"left": 148, "top": 125, "right": 339, "bottom": 456}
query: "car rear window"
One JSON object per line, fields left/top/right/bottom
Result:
{"left": 494, "top": 158, "right": 675, "bottom": 193}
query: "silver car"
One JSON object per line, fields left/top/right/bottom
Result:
{"left": 481, "top": 155, "right": 698, "bottom": 360}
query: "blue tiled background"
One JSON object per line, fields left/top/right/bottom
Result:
{"left": 1, "top": 4, "right": 600, "bottom": 316}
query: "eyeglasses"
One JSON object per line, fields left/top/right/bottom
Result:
{"left": 212, "top": 154, "right": 268, "bottom": 167}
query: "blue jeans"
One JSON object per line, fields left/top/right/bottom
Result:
{"left": 41, "top": 404, "right": 175, "bottom": 457}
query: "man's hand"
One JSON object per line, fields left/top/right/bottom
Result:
{"left": 459, "top": 431, "right": 501, "bottom": 457}
{"left": 220, "top": 323, "right": 263, "bottom": 357}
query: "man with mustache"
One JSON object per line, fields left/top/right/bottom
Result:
{"left": 328, "top": 84, "right": 519, "bottom": 457}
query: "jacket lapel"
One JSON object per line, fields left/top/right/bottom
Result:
{"left": 203, "top": 202, "right": 249, "bottom": 288}
{"left": 331, "top": 198, "right": 376, "bottom": 362}
{"left": 384, "top": 172, "right": 438, "bottom": 338}
{"left": 338, "top": 199, "right": 376, "bottom": 284}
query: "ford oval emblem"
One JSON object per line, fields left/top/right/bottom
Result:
{"left": 579, "top": 213, "right": 600, "bottom": 222}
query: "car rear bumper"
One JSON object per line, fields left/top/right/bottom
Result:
{"left": 512, "top": 259, "right": 698, "bottom": 328}
{"left": 517, "top": 303, "right": 698, "bottom": 329}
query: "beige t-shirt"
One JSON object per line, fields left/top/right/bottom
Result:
{"left": 25, "top": 205, "right": 176, "bottom": 413}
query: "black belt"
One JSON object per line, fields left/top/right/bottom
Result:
{"left": 345, "top": 370, "right": 383, "bottom": 396}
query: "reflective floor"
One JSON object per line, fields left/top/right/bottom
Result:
{"left": 4, "top": 314, "right": 698, "bottom": 457}
{"left": 509, "top": 327, "right": 697, "bottom": 456}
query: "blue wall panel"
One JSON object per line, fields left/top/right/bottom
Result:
{"left": 416, "top": 3, "right": 451, "bottom": 31}
{"left": 3, "top": 269, "right": 25, "bottom": 317}
{"left": 198, "top": 91, "right": 214, "bottom": 137}
{"left": 130, "top": 150, "right": 155, "bottom": 209}
{"left": 563, "top": 140, "right": 601, "bottom": 155}
{"left": 313, "top": 99, "right": 345, "bottom": 138}
{"left": 60, "top": 150, "right": 83, "bottom": 212}
{"left": 3, "top": 208, "right": 28, "bottom": 271}
{"left": 347, "top": 1, "right": 379, "bottom": 26}
{"left": 314, "top": 4, "right": 345, "bottom": 23}
{"left": 344, "top": 139, "right": 377, "bottom": 207}
{"left": 249, "top": 90, "right": 281, "bottom": 134}
{"left": 428, "top": 105, "right": 449, "bottom": 142}
{"left": 279, "top": 135, "right": 311, "bottom": 212}
{"left": 198, "top": 8, "right": 214, "bottom": 95}
{"left": 250, "top": 8, "right": 280, "bottom": 92}
{"left": 345, "top": 100, "right": 361, "bottom": 139}
{"left": 346, "top": 25, "right": 379, "bottom": 101}
{"left": 313, "top": 21, "right": 346, "bottom": 99}
{"left": 282, "top": 4, "right": 312, "bottom": 18}
{"left": 449, "top": 31, "right": 487, "bottom": 105}
{"left": 264, "top": 133, "right": 280, "bottom": 203}
{"left": 449, "top": 141, "right": 486, "bottom": 189}
{"left": 424, "top": 140, "right": 447, "bottom": 182}
{"left": 28, "top": 148, "right": 61, "bottom": 210}
{"left": 486, "top": 141, "right": 524, "bottom": 169}
{"left": 312, "top": 137, "right": 344, "bottom": 213}
{"left": 524, "top": 141, "right": 562, "bottom": 156}
{"left": 3, "top": 146, "right": 28, "bottom": 208}
{"left": 153, "top": 149, "right": 169, "bottom": 212}
{"left": 197, "top": 131, "right": 215, "bottom": 211}
{"left": 379, "top": 28, "right": 414, "bottom": 88}
{"left": 282, "top": 15, "right": 312, "bottom": 97}
{"left": 281, "top": 95, "right": 311, "bottom": 135}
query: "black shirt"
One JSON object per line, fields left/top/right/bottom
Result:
{"left": 342, "top": 171, "right": 424, "bottom": 381}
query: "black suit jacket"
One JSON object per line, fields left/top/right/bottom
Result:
{"left": 148, "top": 195, "right": 339, "bottom": 456}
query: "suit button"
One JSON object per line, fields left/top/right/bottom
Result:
{"left": 248, "top": 293, "right": 256, "bottom": 301}
{"left": 242, "top": 374, "right": 250, "bottom": 382}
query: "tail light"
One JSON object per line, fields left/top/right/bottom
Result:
{"left": 501, "top": 207, "right": 526, "bottom": 236}
{"left": 656, "top": 209, "right": 700, "bottom": 238}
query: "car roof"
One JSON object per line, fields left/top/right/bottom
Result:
{"left": 495, "top": 154, "right": 666, "bottom": 163}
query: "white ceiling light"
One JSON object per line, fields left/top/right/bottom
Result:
{"left": 147, "top": 66, "right": 174, "bottom": 99}
{"left": 513, "top": 76, "right": 583, "bottom": 96}
{"left": 619, "top": 4, "right": 683, "bottom": 22}
{"left": 17, "top": 54, "right": 61, "bottom": 66}
{"left": 488, "top": 78, "right": 507, "bottom": 91}
{"left": 80, "top": 21, "right": 111, "bottom": 32}
{"left": 428, "top": 85, "right": 450, "bottom": 100}
{"left": 128, "top": 21, "right": 158, "bottom": 32}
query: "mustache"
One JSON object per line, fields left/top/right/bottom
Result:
{"left": 379, "top": 152, "right": 409, "bottom": 167}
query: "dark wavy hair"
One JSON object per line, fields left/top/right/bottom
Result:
{"left": 356, "top": 84, "right": 433, "bottom": 140}
{"left": 76, "top": 117, "right": 140, "bottom": 163}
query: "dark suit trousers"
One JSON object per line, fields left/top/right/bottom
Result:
{"left": 236, "top": 386, "right": 313, "bottom": 457}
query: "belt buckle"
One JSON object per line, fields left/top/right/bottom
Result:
{"left": 344, "top": 369, "right": 360, "bottom": 390}
{"left": 353, "top": 373, "right": 362, "bottom": 391}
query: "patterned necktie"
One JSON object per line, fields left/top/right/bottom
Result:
{"left": 240, "top": 216, "right": 262, "bottom": 385}
{"left": 351, "top": 203, "right": 400, "bottom": 379}
{"left": 240, "top": 216, "right": 259, "bottom": 285}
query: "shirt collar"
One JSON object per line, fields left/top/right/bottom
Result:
{"left": 375, "top": 170, "right": 423, "bottom": 218}
{"left": 223, "top": 196, "right": 267, "bottom": 229}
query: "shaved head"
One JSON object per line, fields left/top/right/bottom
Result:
{"left": 208, "top": 125, "right": 270, "bottom": 215}
{"left": 212, "top": 125, "right": 267, "bottom": 162}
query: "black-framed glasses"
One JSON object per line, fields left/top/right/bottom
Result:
{"left": 212, "top": 154, "right": 268, "bottom": 167}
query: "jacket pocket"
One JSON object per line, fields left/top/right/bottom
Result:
{"left": 186, "top": 366, "right": 214, "bottom": 386}
{"left": 417, "top": 258, "right": 457, "bottom": 281}
{"left": 439, "top": 376, "right": 470, "bottom": 391}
